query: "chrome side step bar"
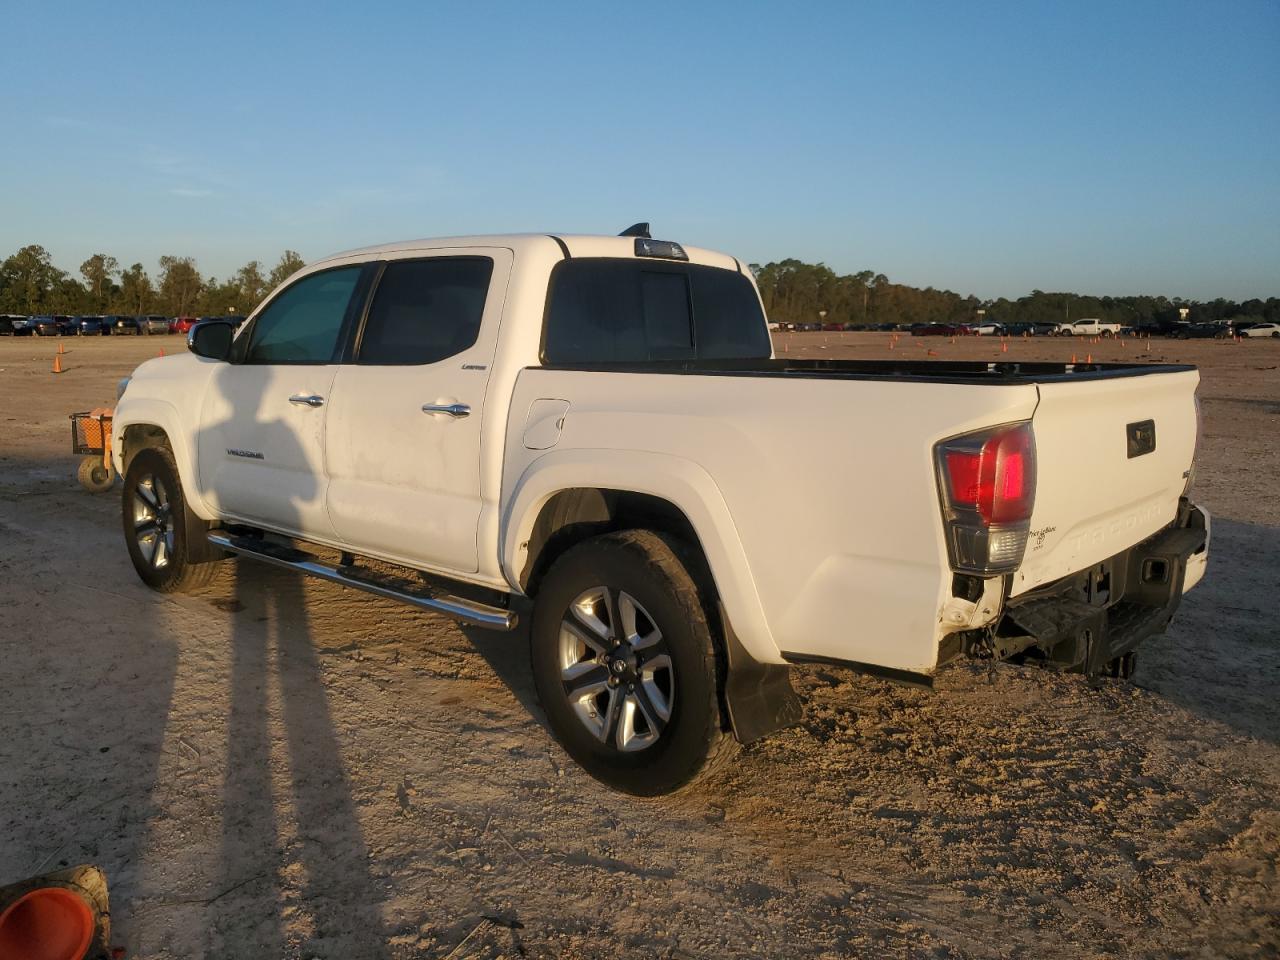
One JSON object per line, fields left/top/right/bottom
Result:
{"left": 207, "top": 533, "right": 517, "bottom": 631}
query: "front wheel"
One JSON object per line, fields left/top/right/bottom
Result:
{"left": 530, "top": 530, "right": 735, "bottom": 795}
{"left": 122, "top": 447, "right": 218, "bottom": 592}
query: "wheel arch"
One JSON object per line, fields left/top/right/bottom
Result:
{"left": 501, "top": 449, "right": 782, "bottom": 667}
{"left": 113, "top": 399, "right": 214, "bottom": 521}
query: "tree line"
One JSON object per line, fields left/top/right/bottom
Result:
{"left": 3, "top": 243, "right": 1276, "bottom": 329}
{"left": 0, "top": 245, "right": 306, "bottom": 318}
{"left": 750, "top": 258, "right": 1280, "bottom": 329}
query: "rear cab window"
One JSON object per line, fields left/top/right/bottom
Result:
{"left": 542, "top": 259, "right": 771, "bottom": 364}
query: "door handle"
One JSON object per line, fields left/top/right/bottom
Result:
{"left": 421, "top": 402, "right": 471, "bottom": 418}
{"left": 289, "top": 394, "right": 325, "bottom": 407}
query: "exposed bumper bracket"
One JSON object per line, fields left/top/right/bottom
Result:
{"left": 998, "top": 501, "right": 1208, "bottom": 674}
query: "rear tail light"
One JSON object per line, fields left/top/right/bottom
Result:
{"left": 935, "top": 421, "right": 1037, "bottom": 575}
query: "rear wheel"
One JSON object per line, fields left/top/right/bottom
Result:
{"left": 530, "top": 530, "right": 735, "bottom": 795}
{"left": 122, "top": 447, "right": 218, "bottom": 592}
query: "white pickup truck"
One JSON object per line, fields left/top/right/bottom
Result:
{"left": 112, "top": 228, "right": 1210, "bottom": 794}
{"left": 1055, "top": 318, "right": 1123, "bottom": 337}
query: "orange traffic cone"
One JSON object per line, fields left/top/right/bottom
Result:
{"left": 888, "top": 338, "right": 894, "bottom": 350}
{"left": 1071, "top": 354, "right": 1077, "bottom": 364}
{"left": 1086, "top": 353, "right": 1093, "bottom": 363}
{"left": 158, "top": 347, "right": 165, "bottom": 357}
{"left": 51, "top": 354, "right": 63, "bottom": 374}
{"left": 57, "top": 342, "right": 65, "bottom": 355}
{"left": 927, "top": 349, "right": 937, "bottom": 357}
{"left": 1001, "top": 341, "right": 1008, "bottom": 353}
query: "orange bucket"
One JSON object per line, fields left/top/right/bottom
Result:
{"left": 0, "top": 887, "right": 94, "bottom": 960}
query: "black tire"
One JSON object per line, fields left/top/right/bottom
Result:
{"left": 77, "top": 455, "right": 114, "bottom": 493}
{"left": 530, "top": 530, "right": 736, "bottom": 795}
{"left": 122, "top": 446, "right": 218, "bottom": 592}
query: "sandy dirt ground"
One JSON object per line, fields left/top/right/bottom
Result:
{"left": 1, "top": 331, "right": 1276, "bottom": 959}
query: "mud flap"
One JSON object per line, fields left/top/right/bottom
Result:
{"left": 719, "top": 604, "right": 804, "bottom": 744}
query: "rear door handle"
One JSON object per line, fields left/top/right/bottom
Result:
{"left": 421, "top": 403, "right": 471, "bottom": 418}
{"left": 289, "top": 394, "right": 325, "bottom": 407}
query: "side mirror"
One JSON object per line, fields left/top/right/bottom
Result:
{"left": 188, "top": 320, "right": 235, "bottom": 361}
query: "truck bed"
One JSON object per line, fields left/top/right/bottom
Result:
{"left": 507, "top": 357, "right": 1201, "bottom": 672}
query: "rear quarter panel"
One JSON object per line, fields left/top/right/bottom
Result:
{"left": 502, "top": 369, "right": 1039, "bottom": 671}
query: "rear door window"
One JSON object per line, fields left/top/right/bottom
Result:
{"left": 543, "top": 259, "right": 770, "bottom": 363}
{"left": 357, "top": 257, "right": 494, "bottom": 365}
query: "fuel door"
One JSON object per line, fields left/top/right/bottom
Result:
{"left": 523, "top": 398, "right": 570, "bottom": 450}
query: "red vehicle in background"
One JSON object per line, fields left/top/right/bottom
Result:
{"left": 171, "top": 316, "right": 198, "bottom": 335}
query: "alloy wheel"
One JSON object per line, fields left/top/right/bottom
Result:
{"left": 131, "top": 474, "right": 176, "bottom": 570}
{"left": 557, "top": 586, "right": 675, "bottom": 752}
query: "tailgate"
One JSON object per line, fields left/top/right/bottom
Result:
{"left": 1012, "top": 368, "right": 1199, "bottom": 596}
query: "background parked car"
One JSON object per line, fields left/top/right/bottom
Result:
{"left": 973, "top": 322, "right": 1005, "bottom": 336}
{"left": 135, "top": 315, "right": 171, "bottom": 335}
{"left": 75, "top": 315, "right": 106, "bottom": 336}
{"left": 198, "top": 315, "right": 247, "bottom": 331}
{"left": 1003, "top": 322, "right": 1038, "bottom": 336}
{"left": 1242, "top": 322, "right": 1280, "bottom": 338}
{"left": 911, "top": 323, "right": 972, "bottom": 336}
{"left": 1172, "top": 322, "right": 1222, "bottom": 340}
{"left": 104, "top": 314, "right": 139, "bottom": 335}
{"left": 32, "top": 316, "right": 62, "bottom": 336}
{"left": 171, "top": 316, "right": 198, "bottom": 334}
{"left": 0, "top": 315, "right": 26, "bottom": 336}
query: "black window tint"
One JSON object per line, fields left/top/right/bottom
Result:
{"left": 359, "top": 258, "right": 493, "bottom": 365}
{"left": 246, "top": 267, "right": 361, "bottom": 364}
{"left": 542, "top": 260, "right": 643, "bottom": 363}
{"left": 543, "top": 259, "right": 770, "bottom": 363}
{"left": 689, "top": 265, "right": 772, "bottom": 359}
{"left": 640, "top": 271, "right": 693, "bottom": 359}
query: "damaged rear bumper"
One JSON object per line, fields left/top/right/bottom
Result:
{"left": 987, "top": 499, "right": 1209, "bottom": 675}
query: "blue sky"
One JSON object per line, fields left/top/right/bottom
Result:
{"left": 2, "top": 0, "right": 1277, "bottom": 300}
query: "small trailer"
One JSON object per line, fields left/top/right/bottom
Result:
{"left": 69, "top": 408, "right": 116, "bottom": 493}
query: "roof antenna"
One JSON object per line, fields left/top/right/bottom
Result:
{"left": 619, "top": 222, "right": 651, "bottom": 239}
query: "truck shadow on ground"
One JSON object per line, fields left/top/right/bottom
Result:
{"left": 461, "top": 620, "right": 543, "bottom": 726}
{"left": 1137, "top": 515, "right": 1280, "bottom": 745}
